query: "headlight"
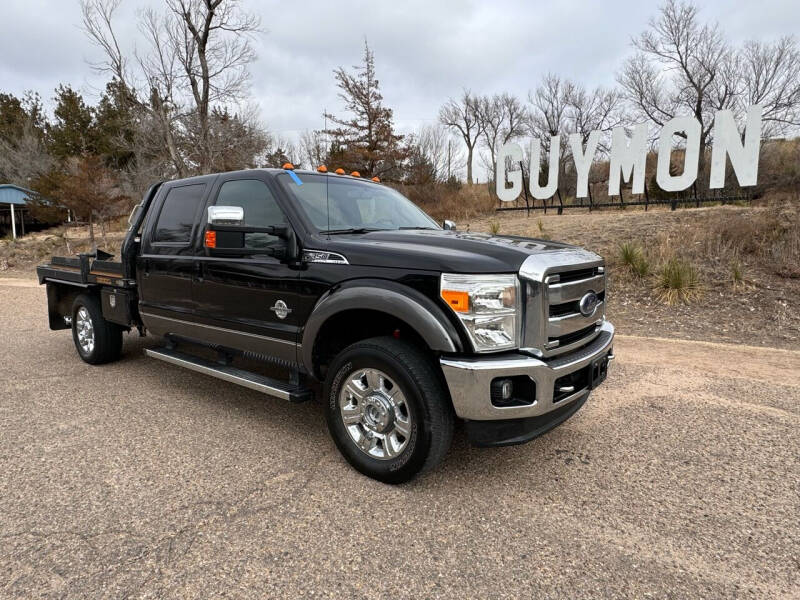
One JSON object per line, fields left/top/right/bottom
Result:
{"left": 440, "top": 273, "right": 520, "bottom": 352}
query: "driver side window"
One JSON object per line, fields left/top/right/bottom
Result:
{"left": 214, "top": 179, "right": 285, "bottom": 249}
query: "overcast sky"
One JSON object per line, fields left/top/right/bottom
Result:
{"left": 0, "top": 0, "right": 797, "bottom": 164}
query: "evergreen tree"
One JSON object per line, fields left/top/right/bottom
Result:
{"left": 48, "top": 85, "right": 96, "bottom": 160}
{"left": 323, "top": 41, "right": 407, "bottom": 178}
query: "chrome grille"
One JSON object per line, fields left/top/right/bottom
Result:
{"left": 519, "top": 250, "right": 606, "bottom": 357}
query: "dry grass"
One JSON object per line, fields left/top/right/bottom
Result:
{"left": 656, "top": 258, "right": 701, "bottom": 304}
{"left": 392, "top": 182, "right": 496, "bottom": 223}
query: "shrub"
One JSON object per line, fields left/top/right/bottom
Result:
{"left": 731, "top": 260, "right": 745, "bottom": 287}
{"left": 656, "top": 258, "right": 700, "bottom": 304}
{"left": 619, "top": 242, "right": 650, "bottom": 277}
{"left": 489, "top": 220, "right": 501, "bottom": 235}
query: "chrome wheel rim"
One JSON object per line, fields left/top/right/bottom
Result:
{"left": 339, "top": 368, "right": 412, "bottom": 460}
{"left": 76, "top": 306, "right": 95, "bottom": 354}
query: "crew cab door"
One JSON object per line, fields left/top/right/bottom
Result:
{"left": 191, "top": 174, "right": 303, "bottom": 364}
{"left": 137, "top": 181, "right": 210, "bottom": 322}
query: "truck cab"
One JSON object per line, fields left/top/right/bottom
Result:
{"left": 37, "top": 167, "right": 614, "bottom": 483}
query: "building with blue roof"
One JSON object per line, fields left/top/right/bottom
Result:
{"left": 0, "top": 184, "right": 36, "bottom": 238}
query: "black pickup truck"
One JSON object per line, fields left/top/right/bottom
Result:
{"left": 37, "top": 167, "right": 614, "bottom": 483}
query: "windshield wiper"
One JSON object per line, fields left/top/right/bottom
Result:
{"left": 398, "top": 226, "right": 438, "bottom": 230}
{"left": 320, "top": 227, "right": 383, "bottom": 235}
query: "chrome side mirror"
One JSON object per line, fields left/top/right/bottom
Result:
{"left": 442, "top": 219, "right": 456, "bottom": 231}
{"left": 208, "top": 205, "right": 244, "bottom": 226}
{"left": 127, "top": 203, "right": 142, "bottom": 229}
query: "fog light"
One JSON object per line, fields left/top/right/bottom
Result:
{"left": 491, "top": 378, "right": 514, "bottom": 406}
{"left": 491, "top": 376, "right": 536, "bottom": 408}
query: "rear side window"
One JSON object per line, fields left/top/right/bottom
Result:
{"left": 214, "top": 179, "right": 285, "bottom": 249}
{"left": 153, "top": 184, "right": 206, "bottom": 243}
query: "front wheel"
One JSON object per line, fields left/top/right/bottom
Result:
{"left": 325, "top": 337, "right": 454, "bottom": 484}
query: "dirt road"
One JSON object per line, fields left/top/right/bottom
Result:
{"left": 1, "top": 278, "right": 798, "bottom": 598}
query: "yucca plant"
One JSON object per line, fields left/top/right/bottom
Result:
{"left": 731, "top": 260, "right": 745, "bottom": 287}
{"left": 657, "top": 258, "right": 700, "bottom": 304}
{"left": 619, "top": 242, "right": 650, "bottom": 277}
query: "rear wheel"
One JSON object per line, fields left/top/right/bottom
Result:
{"left": 325, "top": 336, "right": 454, "bottom": 484}
{"left": 71, "top": 294, "right": 123, "bottom": 365}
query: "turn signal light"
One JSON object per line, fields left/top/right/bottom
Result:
{"left": 317, "top": 165, "right": 328, "bottom": 172}
{"left": 204, "top": 230, "right": 217, "bottom": 248}
{"left": 350, "top": 171, "right": 361, "bottom": 177}
{"left": 371, "top": 176, "right": 380, "bottom": 182}
{"left": 282, "top": 162, "right": 294, "bottom": 170}
{"left": 335, "top": 168, "right": 345, "bottom": 175}
{"left": 441, "top": 289, "right": 469, "bottom": 313}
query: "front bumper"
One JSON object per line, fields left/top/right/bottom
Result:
{"left": 440, "top": 321, "right": 614, "bottom": 425}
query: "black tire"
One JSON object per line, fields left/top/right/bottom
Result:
{"left": 71, "top": 294, "right": 123, "bottom": 365}
{"left": 325, "top": 336, "right": 454, "bottom": 484}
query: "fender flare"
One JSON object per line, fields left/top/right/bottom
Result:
{"left": 301, "top": 279, "right": 464, "bottom": 375}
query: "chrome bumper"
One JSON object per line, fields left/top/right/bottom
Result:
{"left": 440, "top": 321, "right": 614, "bottom": 420}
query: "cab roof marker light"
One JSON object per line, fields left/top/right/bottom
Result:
{"left": 317, "top": 165, "right": 328, "bottom": 172}
{"left": 371, "top": 176, "right": 380, "bottom": 182}
{"left": 282, "top": 162, "right": 295, "bottom": 170}
{"left": 351, "top": 171, "right": 361, "bottom": 177}
{"left": 335, "top": 168, "right": 345, "bottom": 175}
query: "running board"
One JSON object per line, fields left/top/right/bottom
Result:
{"left": 145, "top": 347, "right": 312, "bottom": 403}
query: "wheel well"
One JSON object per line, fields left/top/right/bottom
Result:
{"left": 312, "top": 309, "right": 432, "bottom": 380}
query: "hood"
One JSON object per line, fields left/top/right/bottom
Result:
{"left": 320, "top": 229, "right": 579, "bottom": 273}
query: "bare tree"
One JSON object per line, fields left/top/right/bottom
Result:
{"left": 411, "top": 124, "right": 462, "bottom": 183}
{"left": 0, "top": 119, "right": 53, "bottom": 187}
{"left": 618, "top": 0, "right": 734, "bottom": 181}
{"left": 527, "top": 74, "right": 574, "bottom": 192}
{"left": 299, "top": 129, "right": 328, "bottom": 170}
{"left": 80, "top": 0, "right": 260, "bottom": 177}
{"left": 566, "top": 85, "right": 624, "bottom": 152}
{"left": 738, "top": 37, "right": 800, "bottom": 137}
{"left": 439, "top": 90, "right": 484, "bottom": 184}
{"left": 478, "top": 93, "right": 529, "bottom": 180}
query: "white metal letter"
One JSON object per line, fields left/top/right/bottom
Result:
{"left": 529, "top": 136, "right": 560, "bottom": 200}
{"left": 569, "top": 131, "right": 600, "bottom": 199}
{"left": 608, "top": 123, "right": 648, "bottom": 196}
{"left": 656, "top": 116, "right": 701, "bottom": 192}
{"left": 709, "top": 105, "right": 762, "bottom": 189}
{"left": 495, "top": 142, "right": 524, "bottom": 202}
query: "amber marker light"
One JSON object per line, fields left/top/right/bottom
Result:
{"left": 317, "top": 165, "right": 328, "bottom": 172}
{"left": 282, "top": 162, "right": 294, "bottom": 170}
{"left": 350, "top": 171, "right": 361, "bottom": 177}
{"left": 204, "top": 230, "right": 217, "bottom": 248}
{"left": 440, "top": 289, "right": 469, "bottom": 313}
{"left": 335, "top": 168, "right": 345, "bottom": 174}
{"left": 371, "top": 176, "right": 380, "bottom": 182}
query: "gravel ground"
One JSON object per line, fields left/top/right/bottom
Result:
{"left": 1, "top": 279, "right": 799, "bottom": 599}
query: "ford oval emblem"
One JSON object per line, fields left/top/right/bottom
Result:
{"left": 579, "top": 291, "right": 599, "bottom": 317}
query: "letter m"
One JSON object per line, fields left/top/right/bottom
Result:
{"left": 608, "top": 123, "right": 648, "bottom": 196}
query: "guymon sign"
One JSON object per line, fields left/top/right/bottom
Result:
{"left": 496, "top": 105, "right": 763, "bottom": 202}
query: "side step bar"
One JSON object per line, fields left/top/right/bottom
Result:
{"left": 145, "top": 347, "right": 312, "bottom": 403}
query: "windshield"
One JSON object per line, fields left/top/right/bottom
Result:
{"left": 276, "top": 173, "right": 439, "bottom": 233}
